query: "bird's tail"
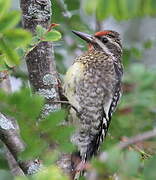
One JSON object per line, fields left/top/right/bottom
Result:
{"left": 71, "top": 114, "right": 110, "bottom": 179}
{"left": 71, "top": 126, "right": 105, "bottom": 179}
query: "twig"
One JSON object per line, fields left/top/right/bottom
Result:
{"left": 52, "top": 100, "right": 70, "bottom": 104}
{"left": 99, "top": 128, "right": 156, "bottom": 162}
{"left": 5, "top": 146, "right": 25, "bottom": 176}
{"left": 118, "top": 128, "right": 156, "bottom": 149}
{"left": 90, "top": 128, "right": 156, "bottom": 180}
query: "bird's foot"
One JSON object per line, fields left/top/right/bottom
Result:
{"left": 75, "top": 160, "right": 88, "bottom": 172}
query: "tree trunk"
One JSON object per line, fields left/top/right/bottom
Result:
{"left": 20, "top": 0, "right": 61, "bottom": 118}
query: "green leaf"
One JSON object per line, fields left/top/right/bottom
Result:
{"left": 8, "top": 88, "right": 44, "bottom": 120}
{"left": 32, "top": 166, "right": 69, "bottom": 180}
{"left": 143, "top": 155, "right": 156, "bottom": 180}
{"left": 131, "top": 47, "right": 142, "bottom": 59}
{"left": 52, "top": 126, "right": 75, "bottom": 152}
{"left": 39, "top": 109, "right": 75, "bottom": 152}
{"left": 107, "top": 147, "right": 122, "bottom": 172}
{"left": 150, "top": 0, "right": 156, "bottom": 15}
{"left": 43, "top": 150, "right": 60, "bottom": 166}
{"left": 0, "top": 55, "right": 10, "bottom": 70}
{"left": 0, "top": 11, "right": 21, "bottom": 32}
{"left": 43, "top": 30, "right": 62, "bottom": 42}
{"left": 91, "top": 158, "right": 107, "bottom": 174}
{"left": 0, "top": 149, "right": 9, "bottom": 170}
{"left": 144, "top": 40, "right": 153, "bottom": 49}
{"left": 20, "top": 137, "right": 47, "bottom": 159}
{"left": 96, "top": 0, "right": 110, "bottom": 20}
{"left": 114, "top": 0, "right": 128, "bottom": 20}
{"left": 83, "top": 0, "right": 98, "bottom": 15}
{"left": 39, "top": 110, "right": 66, "bottom": 132}
{"left": 0, "top": 89, "right": 45, "bottom": 159}
{"left": 64, "top": 0, "right": 80, "bottom": 11}
{"left": 16, "top": 48, "right": 25, "bottom": 58}
{"left": 0, "top": 38, "right": 20, "bottom": 65}
{"left": 31, "top": 36, "right": 40, "bottom": 46}
{"left": 141, "top": 0, "right": 151, "bottom": 15}
{"left": 15, "top": 177, "right": 28, "bottom": 180}
{"left": 121, "top": 151, "right": 140, "bottom": 176}
{"left": 36, "top": 25, "right": 46, "bottom": 38}
{"left": 0, "top": 170, "right": 13, "bottom": 180}
{"left": 4, "top": 29, "right": 32, "bottom": 47}
{"left": 126, "top": 0, "right": 141, "bottom": 18}
{"left": 3, "top": 55, "right": 15, "bottom": 68}
{"left": 0, "top": 0, "right": 10, "bottom": 18}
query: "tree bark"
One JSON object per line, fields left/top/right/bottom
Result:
{"left": 0, "top": 72, "right": 41, "bottom": 175}
{"left": 0, "top": 73, "right": 24, "bottom": 176}
{"left": 0, "top": 113, "right": 41, "bottom": 175}
{"left": 20, "top": 0, "right": 61, "bottom": 118}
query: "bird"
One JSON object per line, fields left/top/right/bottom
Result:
{"left": 63, "top": 30, "right": 123, "bottom": 177}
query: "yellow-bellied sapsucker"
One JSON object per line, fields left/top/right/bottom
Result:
{"left": 63, "top": 30, "right": 123, "bottom": 175}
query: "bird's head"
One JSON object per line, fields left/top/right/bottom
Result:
{"left": 72, "top": 30, "right": 122, "bottom": 58}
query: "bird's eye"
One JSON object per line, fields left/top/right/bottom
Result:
{"left": 102, "top": 37, "right": 108, "bottom": 43}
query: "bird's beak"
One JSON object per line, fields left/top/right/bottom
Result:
{"left": 72, "top": 30, "right": 93, "bottom": 43}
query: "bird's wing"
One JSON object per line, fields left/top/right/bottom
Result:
{"left": 100, "top": 61, "right": 123, "bottom": 143}
{"left": 108, "top": 60, "right": 123, "bottom": 117}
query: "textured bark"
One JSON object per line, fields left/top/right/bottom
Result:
{"left": 0, "top": 74, "right": 41, "bottom": 175}
{"left": 5, "top": 147, "right": 25, "bottom": 176}
{"left": 20, "top": 0, "right": 61, "bottom": 117}
{"left": 0, "top": 73, "right": 24, "bottom": 176}
{"left": 0, "top": 113, "right": 41, "bottom": 175}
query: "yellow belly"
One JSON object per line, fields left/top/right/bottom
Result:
{"left": 63, "top": 62, "right": 84, "bottom": 109}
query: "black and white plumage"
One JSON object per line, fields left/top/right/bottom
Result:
{"left": 63, "top": 30, "right": 123, "bottom": 176}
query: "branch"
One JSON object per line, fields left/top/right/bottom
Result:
{"left": 0, "top": 72, "right": 25, "bottom": 175}
{"left": 0, "top": 113, "right": 41, "bottom": 175}
{"left": 5, "top": 147, "right": 25, "bottom": 176}
{"left": 118, "top": 128, "right": 156, "bottom": 149}
{"left": 88, "top": 129, "right": 156, "bottom": 180}
{"left": 20, "top": 0, "right": 61, "bottom": 118}
{"left": 99, "top": 128, "right": 156, "bottom": 162}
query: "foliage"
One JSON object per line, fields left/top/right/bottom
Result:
{"left": 0, "top": 0, "right": 61, "bottom": 73}
{"left": 0, "top": 0, "right": 31, "bottom": 69}
{"left": 0, "top": 88, "right": 74, "bottom": 160}
{"left": 16, "top": 166, "right": 69, "bottom": 180}
{"left": 31, "top": 25, "right": 62, "bottom": 48}
{"left": 84, "top": 0, "right": 156, "bottom": 21}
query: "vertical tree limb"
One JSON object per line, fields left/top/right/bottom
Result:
{"left": 20, "top": 0, "right": 61, "bottom": 117}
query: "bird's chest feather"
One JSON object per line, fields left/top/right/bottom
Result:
{"left": 63, "top": 62, "right": 84, "bottom": 109}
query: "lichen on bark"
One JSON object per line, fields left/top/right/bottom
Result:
{"left": 20, "top": 0, "right": 61, "bottom": 117}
